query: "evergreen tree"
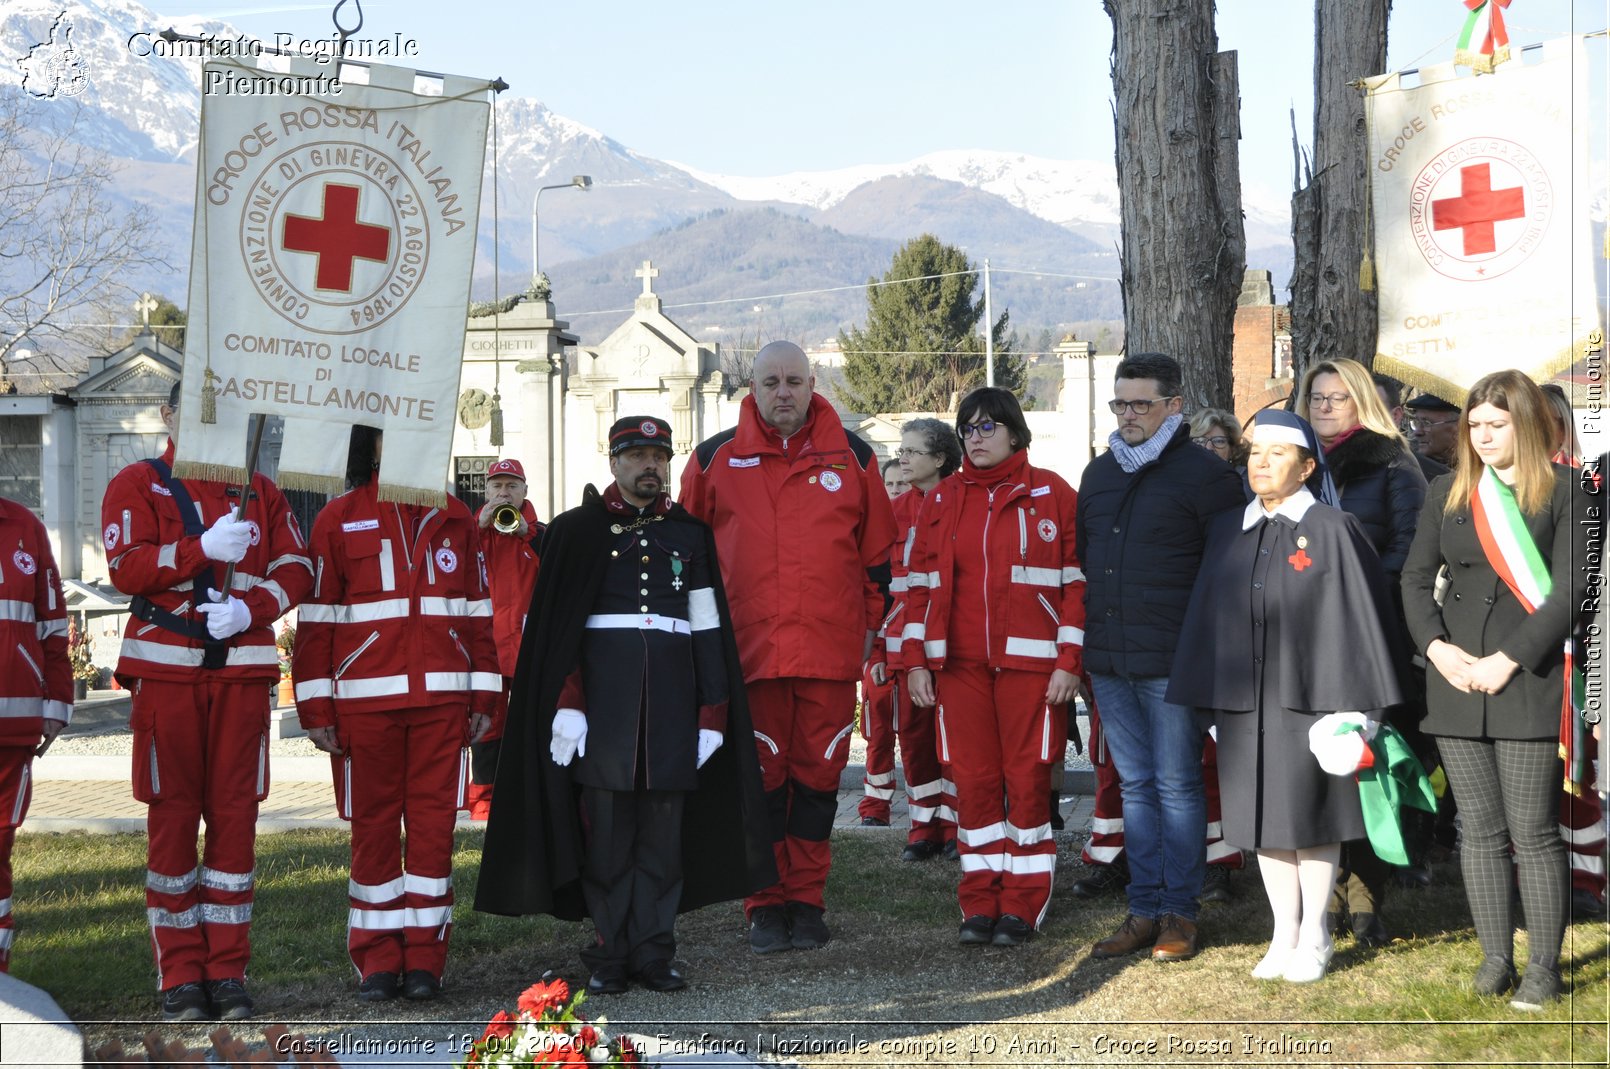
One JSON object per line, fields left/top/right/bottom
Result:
{"left": 837, "top": 234, "right": 1023, "bottom": 414}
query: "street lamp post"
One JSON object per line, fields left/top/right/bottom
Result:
{"left": 531, "top": 175, "right": 593, "bottom": 284}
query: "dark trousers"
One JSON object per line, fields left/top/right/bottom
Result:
{"left": 579, "top": 787, "right": 684, "bottom": 975}
{"left": 1438, "top": 736, "right": 1568, "bottom": 969}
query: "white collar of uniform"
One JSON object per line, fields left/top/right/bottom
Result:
{"left": 1242, "top": 486, "right": 1317, "bottom": 531}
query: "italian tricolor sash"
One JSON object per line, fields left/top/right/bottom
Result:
{"left": 1471, "top": 467, "right": 1590, "bottom": 794}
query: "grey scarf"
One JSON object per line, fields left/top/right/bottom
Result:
{"left": 1108, "top": 413, "right": 1183, "bottom": 474}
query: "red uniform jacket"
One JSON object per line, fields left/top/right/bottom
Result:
{"left": 875, "top": 486, "right": 925, "bottom": 670}
{"left": 900, "top": 455, "right": 1085, "bottom": 677}
{"left": 0, "top": 497, "right": 71, "bottom": 744}
{"left": 294, "top": 482, "right": 499, "bottom": 729}
{"left": 680, "top": 393, "right": 898, "bottom": 683}
{"left": 102, "top": 441, "right": 312, "bottom": 684}
{"left": 483, "top": 501, "right": 542, "bottom": 678}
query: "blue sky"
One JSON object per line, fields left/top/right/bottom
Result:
{"left": 196, "top": 1, "right": 1604, "bottom": 198}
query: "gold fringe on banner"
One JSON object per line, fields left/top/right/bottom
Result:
{"left": 489, "top": 391, "right": 504, "bottom": 448}
{"left": 1454, "top": 45, "right": 1509, "bottom": 74}
{"left": 1375, "top": 333, "right": 1599, "bottom": 408}
{"left": 276, "top": 471, "right": 348, "bottom": 496}
{"left": 378, "top": 482, "right": 448, "bottom": 510}
{"left": 1358, "top": 253, "right": 1375, "bottom": 293}
{"left": 171, "top": 461, "right": 250, "bottom": 486}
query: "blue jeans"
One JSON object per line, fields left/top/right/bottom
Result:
{"left": 1089, "top": 673, "right": 1206, "bottom": 921}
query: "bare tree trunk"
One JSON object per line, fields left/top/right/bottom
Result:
{"left": 1289, "top": 0, "right": 1391, "bottom": 386}
{"left": 1105, "top": 0, "right": 1246, "bottom": 411}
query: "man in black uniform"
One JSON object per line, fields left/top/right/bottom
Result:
{"left": 475, "top": 417, "right": 773, "bottom": 996}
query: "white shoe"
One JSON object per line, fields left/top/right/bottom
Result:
{"left": 1251, "top": 944, "right": 1292, "bottom": 980}
{"left": 1283, "top": 940, "right": 1334, "bottom": 983}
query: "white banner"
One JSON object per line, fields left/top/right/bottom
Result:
{"left": 1367, "top": 38, "right": 1600, "bottom": 402}
{"left": 175, "top": 57, "right": 490, "bottom": 505}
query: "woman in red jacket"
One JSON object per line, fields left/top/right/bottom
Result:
{"left": 904, "top": 388, "right": 1084, "bottom": 945}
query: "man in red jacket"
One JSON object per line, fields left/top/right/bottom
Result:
{"left": 681, "top": 341, "right": 897, "bottom": 953}
{"left": 467, "top": 457, "right": 543, "bottom": 820}
{"left": 102, "top": 383, "right": 313, "bottom": 1021}
{"left": 0, "top": 495, "right": 71, "bottom": 974}
{"left": 295, "top": 426, "right": 498, "bottom": 1003}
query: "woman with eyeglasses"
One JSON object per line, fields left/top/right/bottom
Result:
{"left": 900, "top": 388, "right": 1083, "bottom": 946}
{"left": 1295, "top": 357, "right": 1429, "bottom": 947}
{"left": 865, "top": 419, "right": 964, "bottom": 859}
{"left": 1188, "top": 408, "right": 1245, "bottom": 467}
{"left": 1401, "top": 371, "right": 1588, "bottom": 1010}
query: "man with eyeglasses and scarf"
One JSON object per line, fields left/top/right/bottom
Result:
{"left": 1075, "top": 352, "right": 1244, "bottom": 964}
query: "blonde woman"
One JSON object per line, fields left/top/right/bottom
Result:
{"left": 1401, "top": 370, "right": 1587, "bottom": 1010}
{"left": 1296, "top": 358, "right": 1429, "bottom": 947}
{"left": 1188, "top": 408, "right": 1244, "bottom": 467}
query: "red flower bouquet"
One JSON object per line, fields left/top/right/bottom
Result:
{"left": 459, "top": 975, "right": 643, "bottom": 1068}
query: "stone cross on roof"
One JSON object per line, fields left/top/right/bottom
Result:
{"left": 134, "top": 292, "right": 159, "bottom": 330}
{"left": 636, "top": 260, "right": 659, "bottom": 296}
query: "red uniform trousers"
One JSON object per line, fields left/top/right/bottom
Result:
{"left": 1079, "top": 704, "right": 1242, "bottom": 870}
{"left": 896, "top": 674, "right": 957, "bottom": 846}
{"left": 334, "top": 703, "right": 465, "bottom": 980}
{"left": 858, "top": 666, "right": 896, "bottom": 823}
{"left": 131, "top": 678, "right": 268, "bottom": 989}
{"left": 745, "top": 677, "right": 856, "bottom": 914}
{"left": 0, "top": 746, "right": 35, "bottom": 972}
{"left": 938, "top": 662, "right": 1063, "bottom": 926}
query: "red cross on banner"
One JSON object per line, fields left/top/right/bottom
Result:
{"left": 281, "top": 183, "right": 392, "bottom": 292}
{"left": 1288, "top": 548, "right": 1312, "bottom": 572}
{"left": 1432, "top": 163, "right": 1525, "bottom": 257}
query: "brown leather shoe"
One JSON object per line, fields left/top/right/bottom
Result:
{"left": 1091, "top": 914, "right": 1159, "bottom": 959}
{"left": 1151, "top": 913, "right": 1200, "bottom": 961}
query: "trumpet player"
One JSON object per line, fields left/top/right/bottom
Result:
{"left": 472, "top": 458, "right": 545, "bottom": 819}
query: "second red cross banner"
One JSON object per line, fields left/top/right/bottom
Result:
{"left": 174, "top": 58, "right": 491, "bottom": 505}
{"left": 1367, "top": 38, "right": 1599, "bottom": 402}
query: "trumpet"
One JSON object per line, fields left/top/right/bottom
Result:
{"left": 491, "top": 503, "right": 523, "bottom": 534}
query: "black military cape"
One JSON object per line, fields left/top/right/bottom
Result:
{"left": 1167, "top": 502, "right": 1404, "bottom": 714}
{"left": 474, "top": 485, "right": 776, "bottom": 920}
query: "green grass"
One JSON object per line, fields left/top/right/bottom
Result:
{"left": 12, "top": 828, "right": 1609, "bottom": 1066}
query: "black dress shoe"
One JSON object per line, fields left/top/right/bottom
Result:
{"left": 1070, "top": 860, "right": 1128, "bottom": 899}
{"left": 402, "top": 970, "right": 441, "bottom": 1000}
{"left": 634, "top": 959, "right": 688, "bottom": 992}
{"left": 587, "top": 970, "right": 628, "bottom": 995}
{"left": 786, "top": 901, "right": 831, "bottom": 949}
{"left": 1200, "top": 864, "right": 1234, "bottom": 904}
{"left": 958, "top": 915, "right": 995, "bottom": 945}
{"left": 901, "top": 840, "right": 943, "bottom": 862}
{"left": 1351, "top": 912, "right": 1390, "bottom": 948}
{"left": 1571, "top": 887, "right": 1607, "bottom": 920}
{"left": 991, "top": 914, "right": 1033, "bottom": 946}
{"left": 860, "top": 815, "right": 890, "bottom": 827}
{"left": 358, "top": 972, "right": 401, "bottom": 1002}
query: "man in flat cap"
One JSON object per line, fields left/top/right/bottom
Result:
{"left": 476, "top": 417, "right": 773, "bottom": 995}
{"left": 1404, "top": 393, "right": 1461, "bottom": 471}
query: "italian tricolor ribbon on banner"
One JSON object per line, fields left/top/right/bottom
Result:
{"left": 1457, "top": 0, "right": 1512, "bottom": 73}
{"left": 1471, "top": 467, "right": 1591, "bottom": 794}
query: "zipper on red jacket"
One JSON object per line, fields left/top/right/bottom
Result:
{"left": 17, "top": 645, "right": 45, "bottom": 693}
{"left": 983, "top": 486, "right": 999, "bottom": 656}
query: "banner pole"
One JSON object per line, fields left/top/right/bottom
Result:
{"left": 221, "top": 412, "right": 269, "bottom": 597}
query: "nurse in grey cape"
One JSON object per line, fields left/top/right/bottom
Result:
{"left": 1169, "top": 411, "right": 1402, "bottom": 983}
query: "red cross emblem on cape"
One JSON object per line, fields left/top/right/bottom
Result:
{"left": 281, "top": 183, "right": 392, "bottom": 292}
{"left": 1288, "top": 548, "right": 1313, "bottom": 572}
{"left": 1432, "top": 162, "right": 1524, "bottom": 257}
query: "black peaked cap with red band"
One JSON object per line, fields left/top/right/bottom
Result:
{"left": 609, "top": 415, "right": 674, "bottom": 456}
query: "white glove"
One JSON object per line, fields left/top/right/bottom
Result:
{"left": 550, "top": 708, "right": 588, "bottom": 766}
{"left": 1308, "top": 712, "right": 1375, "bottom": 776}
{"left": 696, "top": 729, "right": 723, "bottom": 769}
{"left": 200, "top": 513, "right": 252, "bottom": 563}
{"left": 197, "top": 590, "right": 252, "bottom": 639}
